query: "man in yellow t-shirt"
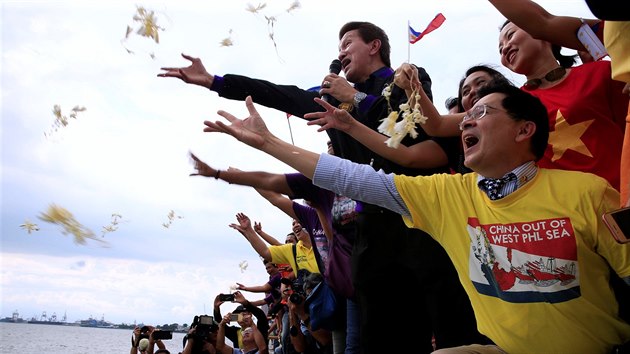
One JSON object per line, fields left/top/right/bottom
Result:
{"left": 205, "top": 84, "right": 630, "bottom": 353}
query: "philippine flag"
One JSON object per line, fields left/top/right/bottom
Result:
{"left": 409, "top": 13, "right": 446, "bottom": 44}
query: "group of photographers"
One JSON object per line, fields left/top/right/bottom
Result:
{"left": 129, "top": 325, "right": 172, "bottom": 354}
{"left": 129, "top": 269, "right": 327, "bottom": 354}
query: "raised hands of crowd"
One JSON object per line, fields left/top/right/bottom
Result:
{"left": 253, "top": 221, "right": 263, "bottom": 234}
{"left": 157, "top": 53, "right": 215, "bottom": 88}
{"left": 304, "top": 97, "right": 357, "bottom": 133}
{"left": 229, "top": 212, "right": 254, "bottom": 236}
{"left": 203, "top": 96, "right": 270, "bottom": 150}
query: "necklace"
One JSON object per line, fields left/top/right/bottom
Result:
{"left": 523, "top": 66, "right": 566, "bottom": 90}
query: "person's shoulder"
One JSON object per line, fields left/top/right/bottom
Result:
{"left": 573, "top": 60, "right": 611, "bottom": 74}
{"left": 539, "top": 168, "right": 612, "bottom": 191}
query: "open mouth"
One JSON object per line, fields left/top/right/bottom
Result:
{"left": 463, "top": 135, "right": 479, "bottom": 148}
{"left": 341, "top": 58, "right": 351, "bottom": 71}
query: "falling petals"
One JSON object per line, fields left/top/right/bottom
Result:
{"left": 38, "top": 204, "right": 109, "bottom": 247}
{"left": 20, "top": 219, "right": 40, "bottom": 234}
{"left": 45, "top": 105, "right": 86, "bottom": 138}
{"left": 239, "top": 260, "right": 249, "bottom": 273}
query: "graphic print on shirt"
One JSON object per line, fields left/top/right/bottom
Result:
{"left": 548, "top": 110, "right": 594, "bottom": 162}
{"left": 467, "top": 217, "right": 580, "bottom": 304}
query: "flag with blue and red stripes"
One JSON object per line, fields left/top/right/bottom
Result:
{"left": 409, "top": 13, "right": 446, "bottom": 44}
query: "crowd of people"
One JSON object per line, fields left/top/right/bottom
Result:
{"left": 143, "top": 0, "right": 629, "bottom": 353}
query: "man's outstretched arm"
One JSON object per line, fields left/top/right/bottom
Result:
{"left": 203, "top": 96, "right": 410, "bottom": 217}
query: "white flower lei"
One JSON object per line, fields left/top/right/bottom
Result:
{"left": 376, "top": 83, "right": 427, "bottom": 148}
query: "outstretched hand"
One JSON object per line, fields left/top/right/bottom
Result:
{"left": 157, "top": 53, "right": 214, "bottom": 88}
{"left": 253, "top": 221, "right": 262, "bottom": 234}
{"left": 305, "top": 97, "right": 356, "bottom": 133}
{"left": 229, "top": 212, "right": 253, "bottom": 234}
{"left": 204, "top": 96, "right": 270, "bottom": 150}
{"left": 189, "top": 151, "right": 217, "bottom": 177}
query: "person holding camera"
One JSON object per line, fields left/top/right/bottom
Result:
{"left": 130, "top": 325, "right": 170, "bottom": 354}
{"left": 213, "top": 291, "right": 270, "bottom": 349}
{"left": 181, "top": 316, "right": 219, "bottom": 354}
{"left": 216, "top": 312, "right": 268, "bottom": 354}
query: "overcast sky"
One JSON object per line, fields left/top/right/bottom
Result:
{"left": 1, "top": 0, "right": 594, "bottom": 326}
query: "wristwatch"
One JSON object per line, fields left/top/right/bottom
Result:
{"left": 353, "top": 91, "right": 367, "bottom": 108}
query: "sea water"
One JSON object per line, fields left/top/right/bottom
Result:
{"left": 0, "top": 322, "right": 187, "bottom": 353}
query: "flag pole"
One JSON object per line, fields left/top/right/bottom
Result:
{"left": 407, "top": 20, "right": 411, "bottom": 63}
{"left": 286, "top": 114, "right": 295, "bottom": 145}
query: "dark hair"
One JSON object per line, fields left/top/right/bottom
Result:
{"left": 500, "top": 20, "right": 576, "bottom": 68}
{"left": 457, "top": 64, "right": 513, "bottom": 111}
{"left": 477, "top": 84, "right": 549, "bottom": 160}
{"left": 445, "top": 97, "right": 460, "bottom": 112}
{"left": 339, "top": 22, "right": 391, "bottom": 68}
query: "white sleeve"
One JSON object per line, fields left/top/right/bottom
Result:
{"left": 312, "top": 154, "right": 411, "bottom": 217}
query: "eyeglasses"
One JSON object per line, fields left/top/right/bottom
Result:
{"left": 459, "top": 104, "right": 505, "bottom": 130}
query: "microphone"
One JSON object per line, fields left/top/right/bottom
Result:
{"left": 322, "top": 59, "right": 342, "bottom": 103}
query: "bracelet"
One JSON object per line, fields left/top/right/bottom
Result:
{"left": 214, "top": 170, "right": 221, "bottom": 180}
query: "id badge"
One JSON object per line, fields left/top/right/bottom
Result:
{"left": 577, "top": 21, "right": 607, "bottom": 61}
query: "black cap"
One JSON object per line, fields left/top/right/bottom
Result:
{"left": 233, "top": 305, "right": 248, "bottom": 314}
{"left": 280, "top": 277, "right": 293, "bottom": 285}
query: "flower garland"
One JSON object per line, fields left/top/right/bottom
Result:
{"left": 376, "top": 83, "right": 427, "bottom": 148}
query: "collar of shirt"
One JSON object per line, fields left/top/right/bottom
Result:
{"left": 477, "top": 161, "right": 538, "bottom": 199}
{"left": 354, "top": 66, "right": 394, "bottom": 92}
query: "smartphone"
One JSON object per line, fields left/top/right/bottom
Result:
{"left": 219, "top": 293, "right": 235, "bottom": 302}
{"left": 603, "top": 206, "right": 630, "bottom": 244}
{"left": 230, "top": 313, "right": 243, "bottom": 322}
{"left": 152, "top": 330, "right": 173, "bottom": 340}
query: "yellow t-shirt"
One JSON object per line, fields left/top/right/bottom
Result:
{"left": 268, "top": 241, "right": 320, "bottom": 275}
{"left": 605, "top": 21, "right": 630, "bottom": 83}
{"left": 394, "top": 169, "right": 630, "bottom": 353}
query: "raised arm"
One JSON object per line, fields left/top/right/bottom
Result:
{"left": 236, "top": 281, "right": 273, "bottom": 293}
{"left": 204, "top": 96, "right": 320, "bottom": 179}
{"left": 254, "top": 188, "right": 298, "bottom": 220}
{"left": 158, "top": 53, "right": 216, "bottom": 89}
{"left": 189, "top": 156, "right": 294, "bottom": 196}
{"left": 215, "top": 315, "right": 234, "bottom": 354}
{"left": 250, "top": 321, "right": 269, "bottom": 354}
{"left": 487, "top": 0, "right": 600, "bottom": 51}
{"left": 229, "top": 212, "right": 273, "bottom": 261}
{"left": 305, "top": 98, "right": 449, "bottom": 168}
{"left": 254, "top": 221, "right": 282, "bottom": 246}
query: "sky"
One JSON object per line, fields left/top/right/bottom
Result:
{"left": 0, "top": 0, "right": 595, "bottom": 326}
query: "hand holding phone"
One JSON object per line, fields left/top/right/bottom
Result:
{"left": 603, "top": 206, "right": 630, "bottom": 244}
{"left": 152, "top": 330, "right": 173, "bottom": 340}
{"left": 219, "top": 293, "right": 235, "bottom": 302}
{"left": 230, "top": 313, "right": 243, "bottom": 322}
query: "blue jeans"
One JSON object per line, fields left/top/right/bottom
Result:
{"left": 345, "top": 298, "right": 360, "bottom": 354}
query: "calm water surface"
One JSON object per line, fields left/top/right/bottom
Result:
{"left": 0, "top": 323, "right": 187, "bottom": 354}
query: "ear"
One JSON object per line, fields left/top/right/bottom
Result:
{"left": 369, "top": 39, "right": 381, "bottom": 56}
{"left": 515, "top": 121, "right": 536, "bottom": 142}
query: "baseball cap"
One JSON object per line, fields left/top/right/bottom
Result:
{"left": 232, "top": 305, "right": 248, "bottom": 314}
{"left": 138, "top": 338, "right": 150, "bottom": 351}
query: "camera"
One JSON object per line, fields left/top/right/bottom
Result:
{"left": 190, "top": 315, "right": 217, "bottom": 339}
{"left": 152, "top": 330, "right": 173, "bottom": 340}
{"left": 289, "top": 270, "right": 308, "bottom": 305}
{"left": 218, "top": 293, "right": 235, "bottom": 302}
{"left": 229, "top": 313, "right": 243, "bottom": 322}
